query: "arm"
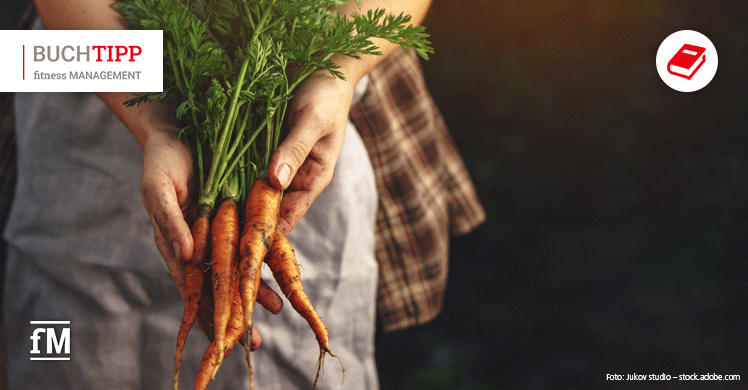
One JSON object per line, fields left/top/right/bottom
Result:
{"left": 268, "top": 0, "right": 433, "bottom": 234}
{"left": 334, "top": 0, "right": 433, "bottom": 84}
{"left": 35, "top": 0, "right": 196, "bottom": 286}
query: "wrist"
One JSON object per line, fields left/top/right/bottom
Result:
{"left": 330, "top": 52, "right": 379, "bottom": 87}
{"left": 97, "top": 92, "right": 179, "bottom": 149}
{"left": 136, "top": 102, "right": 181, "bottom": 149}
{"left": 302, "top": 69, "right": 357, "bottom": 105}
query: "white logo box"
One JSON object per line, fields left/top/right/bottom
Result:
{"left": 0, "top": 30, "right": 163, "bottom": 92}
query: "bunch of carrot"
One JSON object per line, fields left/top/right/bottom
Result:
{"left": 116, "top": 0, "right": 431, "bottom": 388}
{"left": 180, "top": 177, "right": 335, "bottom": 390}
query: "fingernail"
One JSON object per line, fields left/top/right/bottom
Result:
{"left": 173, "top": 241, "right": 181, "bottom": 261}
{"left": 277, "top": 164, "right": 291, "bottom": 188}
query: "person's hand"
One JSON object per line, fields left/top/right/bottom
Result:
{"left": 139, "top": 125, "right": 194, "bottom": 291}
{"left": 139, "top": 124, "right": 283, "bottom": 349}
{"left": 268, "top": 70, "right": 357, "bottom": 235}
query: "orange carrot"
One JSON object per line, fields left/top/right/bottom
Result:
{"left": 193, "top": 276, "right": 244, "bottom": 390}
{"left": 210, "top": 197, "right": 240, "bottom": 374}
{"left": 174, "top": 205, "right": 211, "bottom": 390}
{"left": 238, "top": 178, "right": 281, "bottom": 385}
{"left": 266, "top": 232, "right": 343, "bottom": 388}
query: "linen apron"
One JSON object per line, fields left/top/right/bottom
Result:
{"left": 3, "top": 46, "right": 378, "bottom": 389}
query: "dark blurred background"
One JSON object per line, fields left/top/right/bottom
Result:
{"left": 2, "top": 1, "right": 747, "bottom": 389}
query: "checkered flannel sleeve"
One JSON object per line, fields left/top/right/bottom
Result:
{"left": 350, "top": 49, "right": 486, "bottom": 331}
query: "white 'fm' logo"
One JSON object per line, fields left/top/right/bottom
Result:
{"left": 29, "top": 321, "right": 71, "bottom": 361}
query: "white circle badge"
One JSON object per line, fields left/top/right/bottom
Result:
{"left": 656, "top": 30, "right": 718, "bottom": 92}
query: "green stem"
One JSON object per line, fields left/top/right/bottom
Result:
{"left": 245, "top": 101, "right": 254, "bottom": 192}
{"left": 244, "top": 2, "right": 255, "bottom": 31}
{"left": 249, "top": 1, "right": 276, "bottom": 48}
{"left": 221, "top": 169, "right": 240, "bottom": 202}
{"left": 166, "top": 41, "right": 186, "bottom": 98}
{"left": 264, "top": 108, "right": 273, "bottom": 169}
{"left": 168, "top": 40, "right": 205, "bottom": 192}
{"left": 219, "top": 115, "right": 270, "bottom": 189}
{"left": 273, "top": 73, "right": 289, "bottom": 151}
{"left": 216, "top": 103, "right": 251, "bottom": 190}
{"left": 239, "top": 152, "right": 246, "bottom": 213}
{"left": 196, "top": 141, "right": 204, "bottom": 193}
{"left": 199, "top": 57, "right": 251, "bottom": 207}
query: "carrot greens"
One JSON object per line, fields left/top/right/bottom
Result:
{"left": 117, "top": 0, "right": 432, "bottom": 210}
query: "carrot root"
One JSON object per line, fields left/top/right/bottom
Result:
{"left": 246, "top": 337, "right": 254, "bottom": 390}
{"left": 174, "top": 206, "right": 211, "bottom": 390}
{"left": 266, "top": 232, "right": 345, "bottom": 389}
{"left": 239, "top": 178, "right": 281, "bottom": 385}
{"left": 312, "top": 346, "right": 345, "bottom": 389}
{"left": 210, "top": 197, "right": 240, "bottom": 377}
{"left": 194, "top": 278, "right": 244, "bottom": 390}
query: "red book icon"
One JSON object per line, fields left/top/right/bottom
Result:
{"left": 667, "top": 44, "right": 706, "bottom": 80}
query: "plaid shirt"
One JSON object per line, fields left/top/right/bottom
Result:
{"left": 350, "top": 49, "right": 486, "bottom": 331}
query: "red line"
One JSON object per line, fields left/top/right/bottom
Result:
{"left": 23, "top": 45, "right": 25, "bottom": 80}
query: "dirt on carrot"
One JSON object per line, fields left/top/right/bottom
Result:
{"left": 239, "top": 178, "right": 281, "bottom": 387}
{"left": 193, "top": 277, "right": 244, "bottom": 390}
{"left": 210, "top": 197, "right": 240, "bottom": 374}
{"left": 174, "top": 205, "right": 211, "bottom": 390}
{"left": 239, "top": 178, "right": 281, "bottom": 330}
{"left": 266, "top": 232, "right": 344, "bottom": 388}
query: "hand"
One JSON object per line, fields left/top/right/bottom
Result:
{"left": 268, "top": 71, "right": 356, "bottom": 235}
{"left": 139, "top": 125, "right": 283, "bottom": 349}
